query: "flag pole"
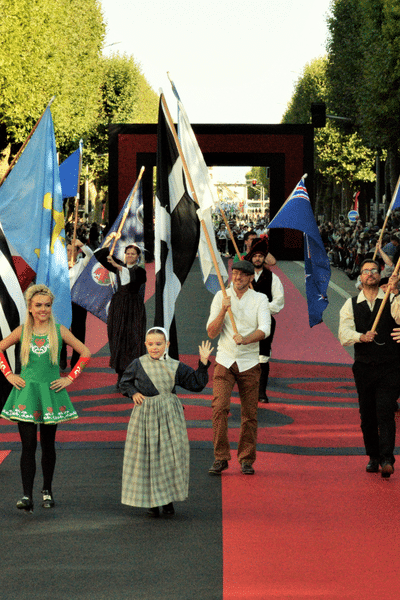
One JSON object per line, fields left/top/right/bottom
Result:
{"left": 217, "top": 201, "right": 242, "bottom": 261}
{"left": 0, "top": 96, "right": 56, "bottom": 188}
{"left": 371, "top": 255, "right": 400, "bottom": 332}
{"left": 160, "top": 93, "right": 238, "bottom": 334}
{"left": 108, "top": 166, "right": 145, "bottom": 257}
{"left": 373, "top": 175, "right": 400, "bottom": 260}
{"left": 70, "top": 142, "right": 84, "bottom": 267}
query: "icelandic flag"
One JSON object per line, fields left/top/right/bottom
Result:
{"left": 0, "top": 107, "right": 71, "bottom": 328}
{"left": 154, "top": 95, "right": 200, "bottom": 356}
{"left": 387, "top": 175, "right": 400, "bottom": 216}
{"left": 172, "top": 82, "right": 228, "bottom": 294}
{"left": 268, "top": 177, "right": 330, "bottom": 327}
{"left": 71, "top": 181, "right": 144, "bottom": 323}
{"left": 59, "top": 140, "right": 83, "bottom": 199}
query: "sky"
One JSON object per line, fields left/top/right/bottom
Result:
{"left": 100, "top": 0, "right": 333, "bottom": 183}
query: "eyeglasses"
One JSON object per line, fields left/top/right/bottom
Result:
{"left": 361, "top": 268, "right": 379, "bottom": 275}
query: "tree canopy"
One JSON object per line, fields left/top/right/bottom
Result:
{"left": 0, "top": 0, "right": 106, "bottom": 154}
{"left": 0, "top": 2, "right": 159, "bottom": 208}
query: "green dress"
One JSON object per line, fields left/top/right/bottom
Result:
{"left": 1, "top": 325, "right": 78, "bottom": 424}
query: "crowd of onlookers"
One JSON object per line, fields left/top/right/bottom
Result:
{"left": 319, "top": 211, "right": 400, "bottom": 280}
{"left": 65, "top": 219, "right": 108, "bottom": 249}
{"left": 70, "top": 209, "right": 400, "bottom": 283}
{"left": 213, "top": 211, "right": 269, "bottom": 257}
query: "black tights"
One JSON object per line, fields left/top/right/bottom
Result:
{"left": 17, "top": 422, "right": 58, "bottom": 498}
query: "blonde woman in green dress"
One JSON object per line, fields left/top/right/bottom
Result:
{"left": 0, "top": 284, "right": 91, "bottom": 512}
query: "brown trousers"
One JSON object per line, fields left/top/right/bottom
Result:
{"left": 212, "top": 362, "right": 260, "bottom": 464}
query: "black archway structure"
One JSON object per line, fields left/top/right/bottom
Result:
{"left": 108, "top": 123, "right": 314, "bottom": 260}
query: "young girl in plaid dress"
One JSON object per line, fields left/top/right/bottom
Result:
{"left": 119, "top": 327, "right": 212, "bottom": 517}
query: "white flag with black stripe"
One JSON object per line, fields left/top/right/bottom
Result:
{"left": 154, "top": 96, "right": 200, "bottom": 350}
{"left": 172, "top": 85, "right": 228, "bottom": 294}
{"left": 0, "top": 222, "right": 26, "bottom": 371}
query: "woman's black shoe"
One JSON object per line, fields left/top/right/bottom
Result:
{"left": 41, "top": 490, "right": 55, "bottom": 508}
{"left": 16, "top": 496, "right": 34, "bottom": 512}
{"left": 162, "top": 502, "right": 175, "bottom": 516}
{"left": 146, "top": 506, "right": 160, "bottom": 518}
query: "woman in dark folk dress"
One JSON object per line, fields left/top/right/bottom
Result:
{"left": 94, "top": 232, "right": 146, "bottom": 382}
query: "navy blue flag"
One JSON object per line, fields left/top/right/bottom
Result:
{"left": 71, "top": 181, "right": 144, "bottom": 322}
{"left": 59, "top": 140, "right": 83, "bottom": 199}
{"left": 268, "top": 177, "right": 330, "bottom": 327}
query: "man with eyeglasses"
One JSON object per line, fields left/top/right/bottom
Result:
{"left": 339, "top": 259, "right": 400, "bottom": 477}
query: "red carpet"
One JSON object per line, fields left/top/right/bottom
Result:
{"left": 2, "top": 260, "right": 400, "bottom": 599}
{"left": 222, "top": 451, "right": 400, "bottom": 600}
{"left": 266, "top": 267, "right": 352, "bottom": 365}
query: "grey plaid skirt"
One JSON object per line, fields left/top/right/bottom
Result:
{"left": 121, "top": 393, "right": 189, "bottom": 508}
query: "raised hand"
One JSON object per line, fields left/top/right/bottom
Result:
{"left": 199, "top": 340, "right": 214, "bottom": 365}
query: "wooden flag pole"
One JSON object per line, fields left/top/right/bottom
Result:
{"left": 69, "top": 143, "right": 84, "bottom": 267}
{"left": 373, "top": 175, "right": 400, "bottom": 260}
{"left": 0, "top": 96, "right": 56, "bottom": 189}
{"left": 160, "top": 93, "right": 238, "bottom": 334}
{"left": 372, "top": 212, "right": 390, "bottom": 261}
{"left": 108, "top": 166, "right": 145, "bottom": 257}
{"left": 371, "top": 255, "right": 400, "bottom": 332}
{"left": 216, "top": 199, "right": 254, "bottom": 289}
{"left": 218, "top": 203, "right": 242, "bottom": 261}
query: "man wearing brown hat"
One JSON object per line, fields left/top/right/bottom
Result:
{"left": 206, "top": 260, "right": 271, "bottom": 475}
{"left": 245, "top": 237, "right": 285, "bottom": 402}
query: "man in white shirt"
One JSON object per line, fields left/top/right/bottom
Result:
{"left": 339, "top": 259, "right": 400, "bottom": 477}
{"left": 207, "top": 260, "right": 271, "bottom": 475}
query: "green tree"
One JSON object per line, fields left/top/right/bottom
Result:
{"left": 326, "top": 0, "right": 400, "bottom": 197}
{"left": 245, "top": 167, "right": 269, "bottom": 200}
{"left": 0, "top": 0, "right": 106, "bottom": 172}
{"left": 282, "top": 55, "right": 375, "bottom": 220}
{"left": 282, "top": 57, "right": 328, "bottom": 123}
{"left": 325, "top": 0, "right": 364, "bottom": 123}
{"left": 83, "top": 52, "right": 159, "bottom": 214}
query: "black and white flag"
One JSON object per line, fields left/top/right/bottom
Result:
{"left": 154, "top": 96, "right": 200, "bottom": 356}
{"left": 0, "top": 222, "right": 26, "bottom": 405}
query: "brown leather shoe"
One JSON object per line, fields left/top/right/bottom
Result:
{"left": 208, "top": 460, "right": 229, "bottom": 475}
{"left": 381, "top": 462, "right": 394, "bottom": 478}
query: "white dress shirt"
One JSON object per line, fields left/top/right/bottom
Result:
{"left": 69, "top": 245, "right": 93, "bottom": 288}
{"left": 207, "top": 284, "right": 271, "bottom": 372}
{"left": 253, "top": 270, "right": 285, "bottom": 315}
{"left": 338, "top": 289, "right": 400, "bottom": 346}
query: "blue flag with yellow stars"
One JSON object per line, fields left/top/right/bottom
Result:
{"left": 0, "top": 107, "right": 71, "bottom": 328}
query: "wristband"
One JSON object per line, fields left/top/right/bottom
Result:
{"left": 0, "top": 351, "right": 12, "bottom": 378}
{"left": 67, "top": 356, "right": 90, "bottom": 382}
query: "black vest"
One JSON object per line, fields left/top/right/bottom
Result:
{"left": 352, "top": 296, "right": 400, "bottom": 364}
{"left": 252, "top": 267, "right": 273, "bottom": 301}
